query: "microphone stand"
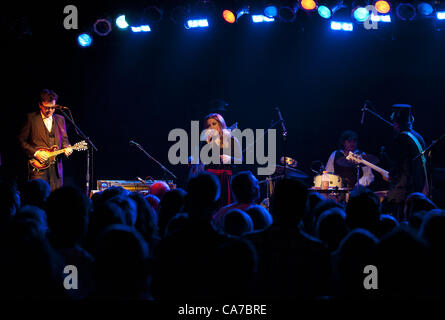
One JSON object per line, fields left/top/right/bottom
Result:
{"left": 361, "top": 106, "right": 394, "bottom": 127}
{"left": 58, "top": 108, "right": 98, "bottom": 197}
{"left": 413, "top": 132, "right": 445, "bottom": 161}
{"left": 412, "top": 131, "right": 445, "bottom": 200}
{"left": 130, "top": 141, "right": 177, "bottom": 180}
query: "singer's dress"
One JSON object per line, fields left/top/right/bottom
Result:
{"left": 204, "top": 131, "right": 241, "bottom": 208}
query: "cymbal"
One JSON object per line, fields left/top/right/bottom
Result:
{"left": 336, "top": 154, "right": 379, "bottom": 168}
{"left": 274, "top": 165, "right": 309, "bottom": 179}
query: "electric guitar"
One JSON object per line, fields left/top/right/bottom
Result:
{"left": 29, "top": 140, "right": 88, "bottom": 170}
{"left": 346, "top": 151, "right": 390, "bottom": 181}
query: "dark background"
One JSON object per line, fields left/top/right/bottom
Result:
{"left": 2, "top": 1, "right": 445, "bottom": 197}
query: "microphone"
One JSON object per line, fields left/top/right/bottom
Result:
{"left": 129, "top": 140, "right": 140, "bottom": 146}
{"left": 275, "top": 107, "right": 287, "bottom": 136}
{"left": 54, "top": 105, "right": 69, "bottom": 110}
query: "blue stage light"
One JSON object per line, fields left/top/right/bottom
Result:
{"left": 186, "top": 19, "right": 209, "bottom": 29}
{"left": 264, "top": 5, "right": 278, "bottom": 17}
{"left": 77, "top": 33, "right": 92, "bottom": 47}
{"left": 437, "top": 12, "right": 445, "bottom": 20}
{"left": 331, "top": 21, "right": 353, "bottom": 31}
{"left": 116, "top": 15, "right": 129, "bottom": 29}
{"left": 318, "top": 6, "right": 332, "bottom": 19}
{"left": 417, "top": 3, "right": 434, "bottom": 16}
{"left": 131, "top": 25, "right": 151, "bottom": 32}
{"left": 371, "top": 13, "right": 391, "bottom": 22}
{"left": 252, "top": 15, "right": 275, "bottom": 23}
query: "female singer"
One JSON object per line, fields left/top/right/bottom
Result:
{"left": 198, "top": 113, "right": 242, "bottom": 207}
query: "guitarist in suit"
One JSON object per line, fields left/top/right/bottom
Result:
{"left": 18, "top": 89, "right": 72, "bottom": 191}
{"left": 325, "top": 130, "right": 375, "bottom": 188}
{"left": 385, "top": 104, "right": 429, "bottom": 221}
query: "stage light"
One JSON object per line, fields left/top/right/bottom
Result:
{"left": 374, "top": 1, "right": 391, "bottom": 14}
{"left": 252, "top": 15, "right": 275, "bottom": 23}
{"left": 185, "top": 19, "right": 209, "bottom": 29}
{"left": 417, "top": 2, "right": 433, "bottom": 16}
{"left": 222, "top": 9, "right": 236, "bottom": 23}
{"left": 77, "top": 33, "right": 92, "bottom": 47}
{"left": 116, "top": 15, "right": 129, "bottom": 29}
{"left": 93, "top": 19, "right": 112, "bottom": 36}
{"left": 318, "top": 5, "right": 332, "bottom": 19}
{"left": 331, "top": 21, "right": 353, "bottom": 31}
{"left": 264, "top": 4, "right": 278, "bottom": 17}
{"left": 396, "top": 3, "right": 416, "bottom": 21}
{"left": 278, "top": 2, "right": 299, "bottom": 23}
{"left": 437, "top": 12, "right": 445, "bottom": 20}
{"left": 371, "top": 13, "right": 391, "bottom": 22}
{"left": 131, "top": 25, "right": 151, "bottom": 32}
{"left": 353, "top": 7, "right": 370, "bottom": 22}
{"left": 301, "top": 0, "right": 317, "bottom": 11}
{"left": 140, "top": 25, "right": 151, "bottom": 32}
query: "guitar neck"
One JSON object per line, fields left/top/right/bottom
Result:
{"left": 360, "top": 159, "right": 389, "bottom": 177}
{"left": 48, "top": 148, "right": 69, "bottom": 157}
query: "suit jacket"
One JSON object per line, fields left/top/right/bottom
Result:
{"left": 18, "top": 111, "right": 70, "bottom": 178}
{"left": 387, "top": 129, "right": 427, "bottom": 203}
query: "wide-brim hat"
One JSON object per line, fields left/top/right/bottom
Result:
{"left": 391, "top": 104, "right": 412, "bottom": 124}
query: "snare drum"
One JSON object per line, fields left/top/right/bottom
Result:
{"left": 313, "top": 173, "right": 343, "bottom": 189}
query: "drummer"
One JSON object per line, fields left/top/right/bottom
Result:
{"left": 325, "top": 130, "right": 374, "bottom": 188}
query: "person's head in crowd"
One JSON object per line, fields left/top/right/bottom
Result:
{"left": 307, "top": 192, "right": 325, "bottom": 214}
{"left": 302, "top": 194, "right": 337, "bottom": 235}
{"left": 408, "top": 210, "right": 428, "bottom": 231}
{"left": 185, "top": 172, "right": 220, "bottom": 220}
{"left": 334, "top": 228, "right": 378, "bottom": 296}
{"left": 270, "top": 177, "right": 308, "bottom": 226}
{"left": 376, "top": 226, "right": 432, "bottom": 298}
{"left": 94, "top": 224, "right": 151, "bottom": 299}
{"left": 164, "top": 213, "right": 189, "bottom": 238}
{"left": 129, "top": 192, "right": 159, "bottom": 245}
{"left": 0, "top": 178, "right": 20, "bottom": 231}
{"left": 20, "top": 179, "right": 50, "bottom": 209}
{"left": 222, "top": 209, "right": 254, "bottom": 237}
{"left": 315, "top": 207, "right": 349, "bottom": 252}
{"left": 245, "top": 205, "right": 273, "bottom": 231}
{"left": 145, "top": 194, "right": 160, "bottom": 212}
{"left": 376, "top": 214, "right": 399, "bottom": 238}
{"left": 213, "top": 238, "right": 258, "bottom": 298}
{"left": 158, "top": 188, "right": 186, "bottom": 238}
{"left": 346, "top": 187, "right": 380, "bottom": 234}
{"left": 150, "top": 181, "right": 170, "bottom": 201}
{"left": 108, "top": 195, "right": 137, "bottom": 227}
{"left": 45, "top": 186, "right": 91, "bottom": 249}
{"left": 313, "top": 200, "right": 344, "bottom": 220}
{"left": 85, "top": 201, "right": 126, "bottom": 255}
{"left": 404, "top": 192, "right": 437, "bottom": 221}
{"left": 420, "top": 209, "right": 445, "bottom": 251}
{"left": 14, "top": 205, "right": 48, "bottom": 236}
{"left": 230, "top": 171, "right": 259, "bottom": 204}
{"left": 3, "top": 216, "right": 65, "bottom": 299}
{"left": 95, "top": 186, "right": 130, "bottom": 206}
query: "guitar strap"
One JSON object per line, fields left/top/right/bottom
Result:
{"left": 401, "top": 131, "right": 429, "bottom": 196}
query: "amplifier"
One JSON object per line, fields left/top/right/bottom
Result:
{"left": 97, "top": 180, "right": 176, "bottom": 192}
